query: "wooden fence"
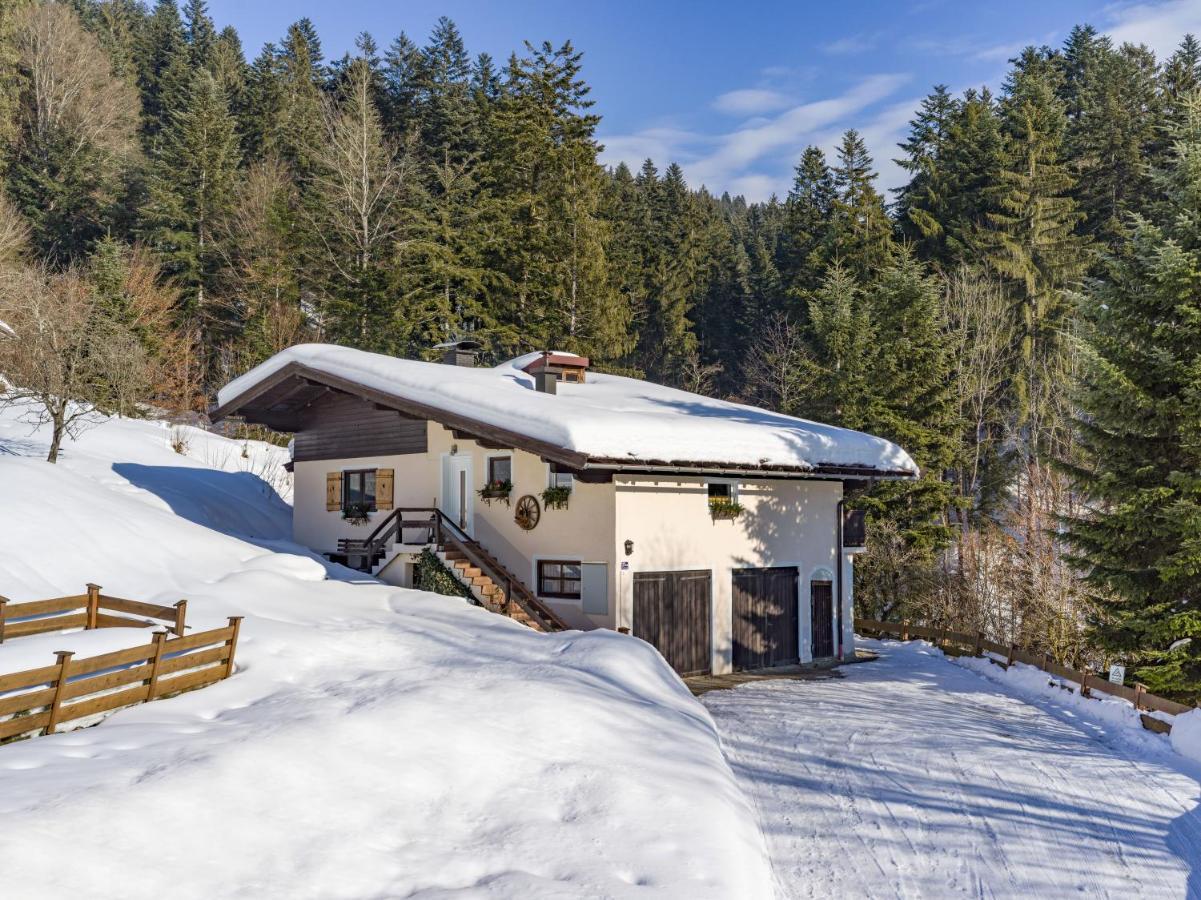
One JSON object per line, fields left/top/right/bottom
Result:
{"left": 856, "top": 617, "right": 1192, "bottom": 735}
{"left": 0, "top": 617, "right": 242, "bottom": 743}
{"left": 0, "top": 584, "right": 187, "bottom": 642}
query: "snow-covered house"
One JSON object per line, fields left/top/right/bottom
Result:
{"left": 213, "top": 342, "right": 917, "bottom": 675}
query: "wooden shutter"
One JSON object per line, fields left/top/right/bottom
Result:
{"left": 376, "top": 468, "right": 394, "bottom": 510}
{"left": 326, "top": 472, "right": 341, "bottom": 511}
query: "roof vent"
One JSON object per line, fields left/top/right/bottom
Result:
{"left": 436, "top": 339, "right": 482, "bottom": 367}
{"left": 524, "top": 352, "right": 589, "bottom": 392}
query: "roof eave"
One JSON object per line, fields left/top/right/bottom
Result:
{"left": 583, "top": 457, "right": 918, "bottom": 481}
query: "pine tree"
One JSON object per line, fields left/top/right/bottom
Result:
{"left": 801, "top": 264, "right": 876, "bottom": 428}
{"left": 778, "top": 145, "right": 835, "bottom": 293}
{"left": 134, "top": 0, "right": 187, "bottom": 140}
{"left": 984, "top": 47, "right": 1088, "bottom": 455}
{"left": 481, "top": 41, "right": 624, "bottom": 360}
{"left": 860, "top": 248, "right": 958, "bottom": 550}
{"left": 895, "top": 85, "right": 957, "bottom": 265}
{"left": 1066, "top": 39, "right": 1160, "bottom": 243}
{"left": 1065, "top": 96, "right": 1201, "bottom": 701}
{"left": 830, "top": 130, "right": 893, "bottom": 276}
{"left": 141, "top": 67, "right": 239, "bottom": 345}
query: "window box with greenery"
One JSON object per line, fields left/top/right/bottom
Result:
{"left": 707, "top": 482, "right": 742, "bottom": 520}
{"left": 342, "top": 501, "right": 374, "bottom": 525}
{"left": 478, "top": 479, "right": 513, "bottom": 505}
{"left": 542, "top": 469, "right": 573, "bottom": 510}
{"left": 480, "top": 456, "right": 513, "bottom": 505}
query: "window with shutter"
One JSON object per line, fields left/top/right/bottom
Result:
{"left": 325, "top": 472, "right": 341, "bottom": 511}
{"left": 376, "top": 468, "right": 394, "bottom": 510}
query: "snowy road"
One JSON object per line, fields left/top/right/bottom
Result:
{"left": 702, "top": 640, "right": 1201, "bottom": 899}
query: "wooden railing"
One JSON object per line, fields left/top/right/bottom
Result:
{"left": 0, "top": 617, "right": 241, "bottom": 743}
{"left": 856, "top": 618, "right": 1192, "bottom": 734}
{"left": 431, "top": 509, "right": 569, "bottom": 633}
{"left": 0, "top": 584, "right": 187, "bottom": 643}
{"left": 340, "top": 507, "right": 568, "bottom": 632}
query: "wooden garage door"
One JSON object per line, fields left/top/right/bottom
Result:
{"left": 732, "top": 567, "right": 799, "bottom": 671}
{"left": 633, "top": 570, "right": 712, "bottom": 675}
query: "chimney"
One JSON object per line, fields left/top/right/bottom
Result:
{"left": 438, "top": 339, "right": 482, "bottom": 367}
{"left": 524, "top": 351, "right": 589, "bottom": 393}
{"left": 534, "top": 370, "right": 557, "bottom": 394}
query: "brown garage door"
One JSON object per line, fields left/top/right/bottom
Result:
{"left": 633, "top": 570, "right": 712, "bottom": 675}
{"left": 732, "top": 567, "right": 799, "bottom": 671}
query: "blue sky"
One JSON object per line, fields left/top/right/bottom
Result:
{"left": 207, "top": 0, "right": 1201, "bottom": 201}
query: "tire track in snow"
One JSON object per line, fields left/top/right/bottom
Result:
{"left": 702, "top": 642, "right": 1201, "bottom": 898}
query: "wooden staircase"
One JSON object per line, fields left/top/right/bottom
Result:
{"left": 339, "top": 508, "right": 568, "bottom": 633}
{"left": 436, "top": 547, "right": 544, "bottom": 630}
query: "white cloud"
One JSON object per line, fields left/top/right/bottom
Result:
{"left": 1105, "top": 0, "right": 1201, "bottom": 57}
{"left": 712, "top": 88, "right": 791, "bottom": 116}
{"left": 821, "top": 32, "right": 882, "bottom": 55}
{"left": 599, "top": 74, "right": 912, "bottom": 202}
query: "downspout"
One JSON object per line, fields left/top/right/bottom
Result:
{"left": 836, "top": 499, "right": 844, "bottom": 660}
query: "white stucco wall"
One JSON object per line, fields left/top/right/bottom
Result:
{"left": 425, "top": 425, "right": 617, "bottom": 629}
{"left": 293, "top": 429, "right": 852, "bottom": 675}
{"left": 613, "top": 476, "right": 846, "bottom": 674}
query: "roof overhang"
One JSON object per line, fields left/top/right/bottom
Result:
{"left": 211, "top": 361, "right": 918, "bottom": 482}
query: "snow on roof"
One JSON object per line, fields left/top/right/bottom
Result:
{"left": 217, "top": 344, "right": 918, "bottom": 475}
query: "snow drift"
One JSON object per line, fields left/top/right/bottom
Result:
{"left": 0, "top": 407, "right": 772, "bottom": 899}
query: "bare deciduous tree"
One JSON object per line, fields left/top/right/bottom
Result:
{"left": 16, "top": 1, "right": 138, "bottom": 169}
{"left": 0, "top": 193, "right": 28, "bottom": 268}
{"left": 0, "top": 263, "right": 148, "bottom": 462}
{"left": 306, "top": 59, "right": 415, "bottom": 288}
{"left": 740, "top": 314, "right": 816, "bottom": 415}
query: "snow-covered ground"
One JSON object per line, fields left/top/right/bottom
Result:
{"left": 0, "top": 405, "right": 771, "bottom": 899}
{"left": 703, "top": 639, "right": 1201, "bottom": 898}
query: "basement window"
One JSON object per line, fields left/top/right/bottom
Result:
{"left": 343, "top": 469, "right": 377, "bottom": 512}
{"left": 538, "top": 560, "right": 582, "bottom": 599}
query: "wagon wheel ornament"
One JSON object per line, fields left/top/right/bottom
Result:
{"left": 514, "top": 494, "right": 541, "bottom": 531}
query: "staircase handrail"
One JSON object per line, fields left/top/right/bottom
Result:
{"left": 432, "top": 510, "right": 569, "bottom": 632}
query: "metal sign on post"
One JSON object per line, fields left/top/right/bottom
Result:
{"left": 1108, "top": 664, "right": 1126, "bottom": 685}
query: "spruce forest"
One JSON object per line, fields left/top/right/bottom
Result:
{"left": 3, "top": 1, "right": 1201, "bottom": 698}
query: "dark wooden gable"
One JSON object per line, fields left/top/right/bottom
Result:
{"left": 290, "top": 390, "right": 427, "bottom": 462}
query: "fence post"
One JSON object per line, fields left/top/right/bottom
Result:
{"left": 0, "top": 596, "right": 7, "bottom": 644}
{"left": 1041, "top": 652, "right": 1050, "bottom": 672}
{"left": 974, "top": 631, "right": 983, "bottom": 656}
{"left": 146, "top": 630, "right": 167, "bottom": 702}
{"left": 901, "top": 619, "right": 910, "bottom": 641}
{"left": 173, "top": 599, "right": 187, "bottom": 636}
{"left": 1134, "top": 682, "right": 1146, "bottom": 711}
{"left": 85, "top": 583, "right": 101, "bottom": 630}
{"left": 1007, "top": 643, "right": 1016, "bottom": 667}
{"left": 1080, "top": 667, "right": 1091, "bottom": 698}
{"left": 223, "top": 617, "right": 243, "bottom": 679}
{"left": 44, "top": 650, "right": 74, "bottom": 735}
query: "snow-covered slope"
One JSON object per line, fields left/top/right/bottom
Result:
{"left": 0, "top": 408, "right": 772, "bottom": 899}
{"left": 217, "top": 342, "right": 917, "bottom": 474}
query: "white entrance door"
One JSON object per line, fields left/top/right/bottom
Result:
{"left": 441, "top": 453, "right": 473, "bottom": 535}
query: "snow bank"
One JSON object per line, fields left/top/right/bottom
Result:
{"left": 0, "top": 407, "right": 772, "bottom": 899}
{"left": 1171, "top": 709, "right": 1201, "bottom": 764}
{"left": 217, "top": 343, "right": 917, "bottom": 474}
